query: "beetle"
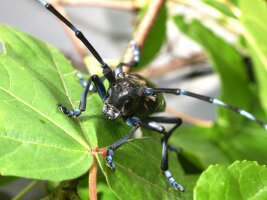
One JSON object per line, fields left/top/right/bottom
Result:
{"left": 36, "top": 0, "right": 267, "bottom": 192}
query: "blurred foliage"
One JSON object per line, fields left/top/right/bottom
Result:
{"left": 0, "top": 0, "right": 267, "bottom": 199}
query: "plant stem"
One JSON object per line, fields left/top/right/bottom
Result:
{"left": 48, "top": 0, "right": 138, "bottom": 12}
{"left": 89, "top": 155, "right": 97, "bottom": 200}
{"left": 12, "top": 180, "right": 39, "bottom": 200}
{"left": 139, "top": 53, "right": 208, "bottom": 77}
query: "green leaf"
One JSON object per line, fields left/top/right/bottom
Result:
{"left": 173, "top": 15, "right": 263, "bottom": 129}
{"left": 170, "top": 124, "right": 267, "bottom": 172}
{"left": 97, "top": 133, "right": 186, "bottom": 200}
{"left": 0, "top": 25, "right": 94, "bottom": 180}
{"left": 194, "top": 161, "right": 267, "bottom": 200}
{"left": 170, "top": 126, "right": 231, "bottom": 170}
{"left": 202, "top": 0, "right": 237, "bottom": 18}
{"left": 239, "top": 0, "right": 267, "bottom": 115}
{"left": 134, "top": 3, "right": 167, "bottom": 70}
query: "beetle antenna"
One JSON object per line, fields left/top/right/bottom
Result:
{"left": 145, "top": 88, "right": 267, "bottom": 130}
{"left": 35, "top": 0, "right": 107, "bottom": 68}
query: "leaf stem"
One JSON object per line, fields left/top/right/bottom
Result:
{"left": 89, "top": 155, "right": 98, "bottom": 200}
{"left": 12, "top": 180, "right": 39, "bottom": 200}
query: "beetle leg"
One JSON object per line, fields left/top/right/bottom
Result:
{"left": 104, "top": 117, "right": 141, "bottom": 170}
{"left": 57, "top": 75, "right": 106, "bottom": 117}
{"left": 76, "top": 72, "right": 106, "bottom": 93}
{"left": 140, "top": 118, "right": 184, "bottom": 192}
{"left": 115, "top": 41, "right": 140, "bottom": 74}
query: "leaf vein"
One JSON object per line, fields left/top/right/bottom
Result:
{"left": 0, "top": 86, "right": 89, "bottom": 149}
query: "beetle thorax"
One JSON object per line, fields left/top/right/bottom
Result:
{"left": 102, "top": 77, "right": 143, "bottom": 120}
{"left": 102, "top": 72, "right": 165, "bottom": 120}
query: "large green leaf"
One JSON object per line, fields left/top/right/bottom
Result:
{"left": 0, "top": 25, "right": 95, "bottom": 180}
{"left": 239, "top": 0, "right": 267, "bottom": 115}
{"left": 194, "top": 161, "right": 267, "bottom": 199}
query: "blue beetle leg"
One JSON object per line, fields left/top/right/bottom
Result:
{"left": 104, "top": 118, "right": 140, "bottom": 170}
{"left": 76, "top": 73, "right": 87, "bottom": 88}
{"left": 76, "top": 73, "right": 106, "bottom": 93}
{"left": 140, "top": 118, "right": 184, "bottom": 192}
{"left": 57, "top": 75, "right": 106, "bottom": 117}
{"left": 105, "top": 149, "right": 115, "bottom": 170}
{"left": 115, "top": 40, "right": 140, "bottom": 75}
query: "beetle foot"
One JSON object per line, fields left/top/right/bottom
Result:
{"left": 164, "top": 170, "right": 184, "bottom": 192}
{"left": 57, "top": 104, "right": 81, "bottom": 117}
{"left": 105, "top": 149, "right": 115, "bottom": 171}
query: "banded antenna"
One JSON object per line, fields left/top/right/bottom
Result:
{"left": 36, "top": 0, "right": 108, "bottom": 68}
{"left": 145, "top": 88, "right": 267, "bottom": 130}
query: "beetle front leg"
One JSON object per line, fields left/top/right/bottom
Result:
{"left": 57, "top": 74, "right": 106, "bottom": 117}
{"left": 101, "top": 117, "right": 141, "bottom": 170}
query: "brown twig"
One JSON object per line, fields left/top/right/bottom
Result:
{"left": 166, "top": 106, "right": 213, "bottom": 127}
{"left": 49, "top": 0, "right": 138, "bottom": 12}
{"left": 139, "top": 53, "right": 208, "bottom": 77}
{"left": 122, "top": 0, "right": 166, "bottom": 72}
{"left": 89, "top": 155, "right": 98, "bottom": 200}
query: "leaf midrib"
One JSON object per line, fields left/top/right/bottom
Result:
{"left": 0, "top": 134, "right": 85, "bottom": 153}
{"left": 48, "top": 44, "right": 92, "bottom": 148}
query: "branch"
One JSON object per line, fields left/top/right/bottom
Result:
{"left": 139, "top": 53, "right": 208, "bottom": 77}
{"left": 48, "top": 0, "right": 138, "bottom": 12}
{"left": 122, "top": 0, "right": 166, "bottom": 72}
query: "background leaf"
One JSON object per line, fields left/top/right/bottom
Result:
{"left": 173, "top": 15, "right": 262, "bottom": 129}
{"left": 201, "top": 0, "right": 237, "bottom": 18}
{"left": 239, "top": 0, "right": 267, "bottom": 115}
{"left": 194, "top": 161, "right": 267, "bottom": 199}
{"left": 170, "top": 15, "right": 267, "bottom": 173}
